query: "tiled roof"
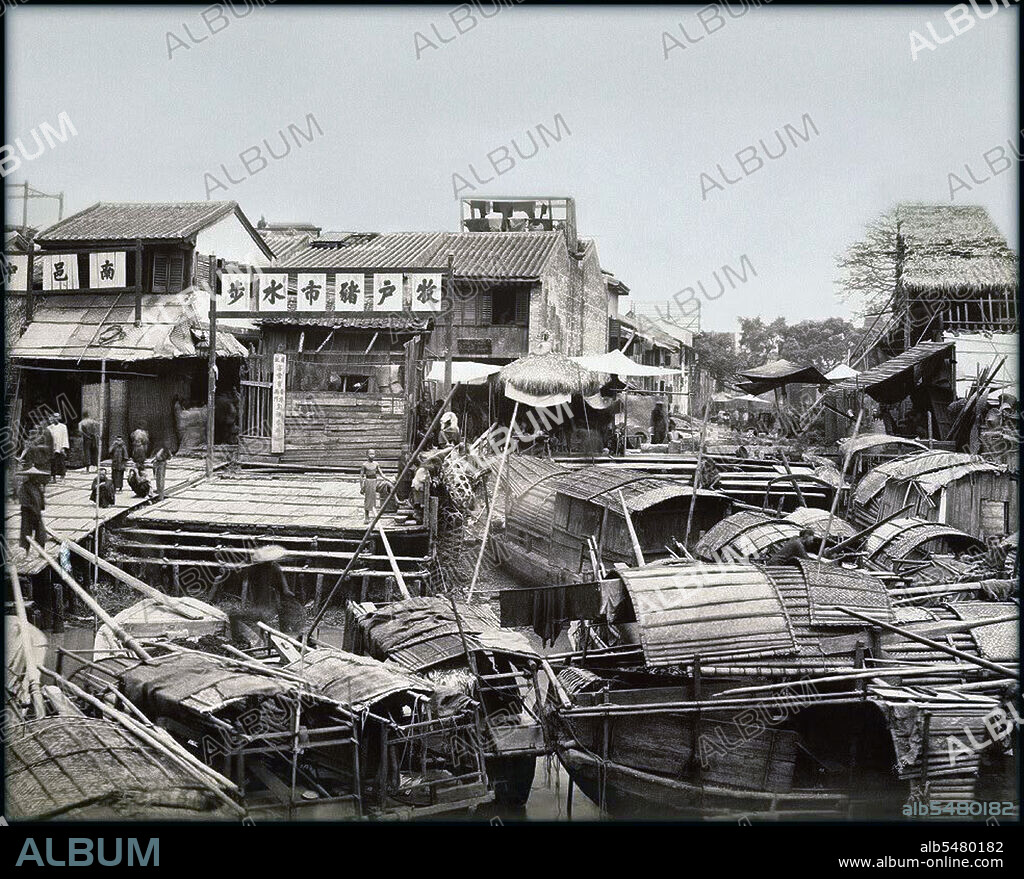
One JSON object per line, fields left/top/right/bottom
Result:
{"left": 275, "top": 230, "right": 563, "bottom": 279}
{"left": 11, "top": 293, "right": 248, "bottom": 361}
{"left": 38, "top": 201, "right": 240, "bottom": 242}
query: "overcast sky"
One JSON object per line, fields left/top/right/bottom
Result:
{"left": 5, "top": 4, "right": 1018, "bottom": 331}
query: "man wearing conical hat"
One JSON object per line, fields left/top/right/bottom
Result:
{"left": 18, "top": 465, "right": 47, "bottom": 553}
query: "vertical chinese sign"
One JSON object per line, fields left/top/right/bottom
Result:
{"left": 271, "top": 352, "right": 287, "bottom": 454}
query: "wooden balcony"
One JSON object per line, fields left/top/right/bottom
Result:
{"left": 428, "top": 323, "right": 529, "bottom": 360}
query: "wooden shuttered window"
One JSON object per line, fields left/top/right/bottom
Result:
{"left": 515, "top": 288, "right": 529, "bottom": 324}
{"left": 152, "top": 251, "right": 186, "bottom": 292}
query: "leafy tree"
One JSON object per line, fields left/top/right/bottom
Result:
{"left": 693, "top": 331, "right": 744, "bottom": 382}
{"left": 738, "top": 317, "right": 787, "bottom": 366}
{"left": 779, "top": 317, "right": 866, "bottom": 373}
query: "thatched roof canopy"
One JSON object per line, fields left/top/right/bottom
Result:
{"left": 498, "top": 351, "right": 602, "bottom": 399}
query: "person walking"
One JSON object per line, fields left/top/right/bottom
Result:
{"left": 79, "top": 411, "right": 99, "bottom": 472}
{"left": 109, "top": 434, "right": 129, "bottom": 494}
{"left": 18, "top": 464, "right": 48, "bottom": 554}
{"left": 130, "top": 426, "right": 150, "bottom": 468}
{"left": 650, "top": 402, "right": 668, "bottom": 444}
{"left": 360, "top": 449, "right": 382, "bottom": 523}
{"left": 48, "top": 414, "right": 70, "bottom": 480}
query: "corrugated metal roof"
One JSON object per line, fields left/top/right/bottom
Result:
{"left": 827, "top": 341, "right": 954, "bottom": 398}
{"left": 864, "top": 516, "right": 982, "bottom": 561}
{"left": 274, "top": 230, "right": 562, "bottom": 279}
{"left": 11, "top": 293, "right": 247, "bottom": 361}
{"left": 617, "top": 562, "right": 798, "bottom": 666}
{"left": 39, "top": 201, "right": 238, "bottom": 242}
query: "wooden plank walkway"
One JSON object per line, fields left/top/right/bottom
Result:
{"left": 127, "top": 472, "right": 417, "bottom": 533}
{"left": 7, "top": 456, "right": 215, "bottom": 575}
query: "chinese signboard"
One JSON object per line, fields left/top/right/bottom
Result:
{"left": 219, "top": 273, "right": 252, "bottom": 312}
{"left": 409, "top": 273, "right": 443, "bottom": 313}
{"left": 257, "top": 273, "right": 289, "bottom": 312}
{"left": 41, "top": 254, "right": 79, "bottom": 291}
{"left": 271, "top": 353, "right": 287, "bottom": 454}
{"left": 4, "top": 254, "right": 28, "bottom": 291}
{"left": 89, "top": 252, "right": 126, "bottom": 289}
{"left": 333, "top": 273, "right": 364, "bottom": 312}
{"left": 372, "top": 273, "right": 403, "bottom": 312}
{"left": 296, "top": 273, "right": 328, "bottom": 312}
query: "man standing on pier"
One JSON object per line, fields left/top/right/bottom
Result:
{"left": 79, "top": 411, "right": 99, "bottom": 472}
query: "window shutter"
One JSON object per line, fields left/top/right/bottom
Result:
{"left": 479, "top": 291, "right": 492, "bottom": 324}
{"left": 515, "top": 289, "right": 529, "bottom": 324}
{"left": 169, "top": 254, "right": 185, "bottom": 291}
{"left": 152, "top": 253, "right": 168, "bottom": 291}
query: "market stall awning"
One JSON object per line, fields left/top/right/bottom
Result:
{"left": 572, "top": 348, "right": 682, "bottom": 377}
{"left": 736, "top": 359, "right": 829, "bottom": 395}
{"left": 426, "top": 360, "right": 502, "bottom": 385}
{"left": 825, "top": 341, "right": 954, "bottom": 401}
{"left": 11, "top": 293, "right": 247, "bottom": 362}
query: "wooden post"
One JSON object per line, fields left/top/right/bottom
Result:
{"left": 618, "top": 489, "right": 644, "bottom": 566}
{"left": 134, "top": 240, "right": 143, "bottom": 326}
{"left": 376, "top": 521, "right": 410, "bottom": 599}
{"left": 683, "top": 395, "right": 712, "bottom": 548}
{"left": 93, "top": 357, "right": 106, "bottom": 589}
{"left": 443, "top": 253, "right": 454, "bottom": 409}
{"left": 207, "top": 259, "right": 220, "bottom": 478}
{"left": 467, "top": 399, "right": 519, "bottom": 601}
{"left": 817, "top": 410, "right": 863, "bottom": 559}
{"left": 25, "top": 242, "right": 35, "bottom": 323}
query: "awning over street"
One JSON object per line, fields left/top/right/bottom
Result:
{"left": 825, "top": 341, "right": 954, "bottom": 401}
{"left": 11, "top": 293, "right": 247, "bottom": 362}
{"left": 426, "top": 360, "right": 502, "bottom": 385}
{"left": 573, "top": 348, "right": 681, "bottom": 377}
{"left": 736, "top": 359, "right": 829, "bottom": 395}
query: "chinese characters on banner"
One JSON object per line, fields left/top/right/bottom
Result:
{"left": 373, "top": 273, "right": 403, "bottom": 311}
{"left": 271, "top": 353, "right": 287, "bottom": 454}
{"left": 41, "top": 254, "right": 80, "bottom": 291}
{"left": 89, "top": 252, "right": 126, "bottom": 289}
{"left": 333, "top": 273, "right": 364, "bottom": 312}
{"left": 258, "top": 273, "right": 289, "bottom": 312}
{"left": 4, "top": 254, "right": 28, "bottom": 291}
{"left": 219, "top": 273, "right": 252, "bottom": 312}
{"left": 409, "top": 273, "right": 443, "bottom": 312}
{"left": 296, "top": 273, "right": 327, "bottom": 312}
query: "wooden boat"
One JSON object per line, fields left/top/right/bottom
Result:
{"left": 93, "top": 596, "right": 228, "bottom": 657}
{"left": 504, "top": 560, "right": 1018, "bottom": 819}
{"left": 346, "top": 596, "right": 545, "bottom": 806}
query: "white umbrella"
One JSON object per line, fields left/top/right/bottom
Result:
{"left": 825, "top": 363, "right": 860, "bottom": 381}
{"left": 573, "top": 348, "right": 682, "bottom": 377}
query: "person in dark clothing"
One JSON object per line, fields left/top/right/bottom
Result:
{"left": 130, "top": 426, "right": 150, "bottom": 468}
{"left": 766, "top": 528, "right": 817, "bottom": 566}
{"left": 79, "top": 411, "right": 99, "bottom": 471}
{"left": 650, "top": 402, "right": 668, "bottom": 444}
{"left": 26, "top": 422, "right": 54, "bottom": 479}
{"left": 18, "top": 465, "right": 47, "bottom": 552}
{"left": 127, "top": 465, "right": 150, "bottom": 498}
{"left": 90, "top": 469, "right": 116, "bottom": 508}
{"left": 984, "top": 535, "right": 1008, "bottom": 577}
{"left": 227, "top": 546, "right": 297, "bottom": 642}
{"left": 152, "top": 447, "right": 170, "bottom": 499}
{"left": 109, "top": 434, "right": 129, "bottom": 493}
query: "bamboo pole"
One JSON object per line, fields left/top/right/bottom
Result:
{"left": 7, "top": 563, "right": 46, "bottom": 718}
{"left": 832, "top": 606, "right": 1018, "bottom": 679}
{"left": 467, "top": 399, "right": 519, "bottom": 602}
{"left": 40, "top": 668, "right": 245, "bottom": 815}
{"left": 27, "top": 537, "right": 153, "bottom": 662}
{"left": 45, "top": 526, "right": 204, "bottom": 620}
{"left": 376, "top": 521, "right": 410, "bottom": 599}
{"left": 816, "top": 409, "right": 862, "bottom": 560}
{"left": 617, "top": 489, "right": 645, "bottom": 566}
{"left": 824, "top": 502, "right": 914, "bottom": 557}
{"left": 682, "top": 395, "right": 712, "bottom": 547}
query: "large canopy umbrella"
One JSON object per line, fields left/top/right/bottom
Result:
{"left": 572, "top": 348, "right": 682, "bottom": 377}
{"left": 470, "top": 352, "right": 601, "bottom": 599}
{"left": 825, "top": 363, "right": 860, "bottom": 382}
{"left": 736, "top": 359, "right": 829, "bottom": 395}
